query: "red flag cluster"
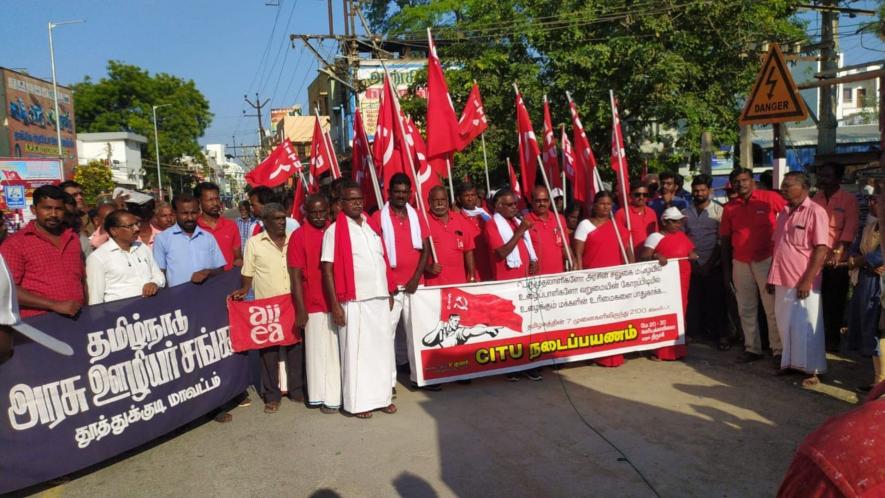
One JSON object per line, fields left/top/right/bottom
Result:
{"left": 244, "top": 139, "right": 303, "bottom": 188}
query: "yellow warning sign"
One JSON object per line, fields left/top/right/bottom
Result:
{"left": 739, "top": 43, "right": 809, "bottom": 126}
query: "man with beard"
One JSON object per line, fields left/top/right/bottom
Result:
{"left": 194, "top": 182, "right": 242, "bottom": 269}
{"left": 812, "top": 162, "right": 859, "bottom": 352}
{"left": 59, "top": 180, "right": 90, "bottom": 236}
{"left": 62, "top": 192, "right": 91, "bottom": 258}
{"left": 152, "top": 193, "right": 226, "bottom": 287}
{"left": 0, "top": 185, "right": 84, "bottom": 318}
{"left": 682, "top": 174, "right": 730, "bottom": 350}
{"left": 425, "top": 186, "right": 475, "bottom": 287}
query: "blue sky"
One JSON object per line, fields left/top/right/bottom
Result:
{"left": 2, "top": 0, "right": 883, "bottom": 154}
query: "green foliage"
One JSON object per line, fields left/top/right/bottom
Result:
{"left": 72, "top": 61, "right": 213, "bottom": 191}
{"left": 73, "top": 160, "right": 115, "bottom": 205}
{"left": 368, "top": 0, "right": 805, "bottom": 184}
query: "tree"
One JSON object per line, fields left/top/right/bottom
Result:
{"left": 72, "top": 61, "right": 213, "bottom": 191}
{"left": 367, "top": 0, "right": 805, "bottom": 183}
{"left": 73, "top": 159, "right": 115, "bottom": 205}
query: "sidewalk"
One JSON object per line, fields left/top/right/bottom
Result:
{"left": 35, "top": 343, "right": 858, "bottom": 498}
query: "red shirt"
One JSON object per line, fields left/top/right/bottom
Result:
{"left": 370, "top": 209, "right": 425, "bottom": 287}
{"left": 615, "top": 206, "right": 658, "bottom": 251}
{"left": 720, "top": 189, "right": 787, "bottom": 263}
{"left": 197, "top": 216, "right": 241, "bottom": 270}
{"left": 458, "top": 210, "right": 492, "bottom": 282}
{"left": 425, "top": 212, "right": 475, "bottom": 286}
{"left": 286, "top": 224, "right": 328, "bottom": 313}
{"left": 1, "top": 221, "right": 84, "bottom": 317}
{"left": 526, "top": 211, "right": 567, "bottom": 275}
{"left": 484, "top": 216, "right": 532, "bottom": 281}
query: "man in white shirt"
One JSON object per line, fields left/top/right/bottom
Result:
{"left": 86, "top": 210, "right": 165, "bottom": 304}
{"left": 321, "top": 180, "right": 395, "bottom": 419}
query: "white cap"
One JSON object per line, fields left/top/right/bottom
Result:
{"left": 113, "top": 187, "right": 155, "bottom": 205}
{"left": 550, "top": 188, "right": 565, "bottom": 199}
{"left": 662, "top": 206, "right": 686, "bottom": 221}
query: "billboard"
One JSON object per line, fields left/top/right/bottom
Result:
{"left": 0, "top": 158, "right": 64, "bottom": 224}
{"left": 357, "top": 59, "right": 426, "bottom": 140}
{"left": 1, "top": 68, "right": 77, "bottom": 177}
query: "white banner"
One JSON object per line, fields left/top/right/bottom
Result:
{"left": 409, "top": 261, "right": 685, "bottom": 385}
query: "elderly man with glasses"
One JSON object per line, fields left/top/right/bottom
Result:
{"left": 86, "top": 209, "right": 165, "bottom": 304}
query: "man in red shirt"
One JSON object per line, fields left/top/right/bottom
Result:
{"left": 456, "top": 182, "right": 492, "bottom": 281}
{"left": 720, "top": 167, "right": 787, "bottom": 364}
{"left": 1, "top": 185, "right": 84, "bottom": 318}
{"left": 288, "top": 194, "right": 340, "bottom": 413}
{"left": 812, "top": 162, "right": 860, "bottom": 352}
{"left": 425, "top": 186, "right": 475, "bottom": 287}
{"left": 484, "top": 188, "right": 538, "bottom": 281}
{"left": 526, "top": 186, "right": 570, "bottom": 275}
{"left": 615, "top": 181, "right": 658, "bottom": 255}
{"left": 370, "top": 173, "right": 430, "bottom": 390}
{"left": 194, "top": 182, "right": 242, "bottom": 270}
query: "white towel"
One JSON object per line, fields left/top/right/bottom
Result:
{"left": 493, "top": 212, "right": 537, "bottom": 269}
{"left": 462, "top": 206, "right": 492, "bottom": 221}
{"left": 380, "top": 202, "right": 423, "bottom": 268}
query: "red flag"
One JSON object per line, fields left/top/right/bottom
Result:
{"left": 568, "top": 96, "right": 597, "bottom": 203}
{"left": 507, "top": 158, "right": 522, "bottom": 199}
{"left": 425, "top": 29, "right": 461, "bottom": 158}
{"left": 404, "top": 116, "right": 442, "bottom": 214}
{"left": 541, "top": 96, "right": 562, "bottom": 189}
{"left": 245, "top": 139, "right": 302, "bottom": 188}
{"left": 310, "top": 117, "right": 338, "bottom": 182}
{"left": 352, "top": 108, "right": 380, "bottom": 211}
{"left": 323, "top": 126, "right": 341, "bottom": 179}
{"left": 374, "top": 76, "right": 404, "bottom": 199}
{"left": 227, "top": 294, "right": 299, "bottom": 353}
{"left": 515, "top": 90, "right": 540, "bottom": 201}
{"left": 290, "top": 176, "right": 305, "bottom": 223}
{"left": 440, "top": 287, "right": 523, "bottom": 333}
{"left": 610, "top": 91, "right": 630, "bottom": 212}
{"left": 457, "top": 83, "right": 488, "bottom": 150}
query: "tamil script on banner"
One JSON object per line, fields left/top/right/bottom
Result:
{"left": 409, "top": 261, "right": 684, "bottom": 385}
{"left": 0, "top": 271, "right": 248, "bottom": 494}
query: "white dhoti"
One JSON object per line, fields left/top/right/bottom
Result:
{"left": 305, "top": 311, "right": 341, "bottom": 409}
{"left": 340, "top": 297, "right": 393, "bottom": 413}
{"left": 389, "top": 292, "right": 415, "bottom": 385}
{"left": 775, "top": 286, "right": 827, "bottom": 375}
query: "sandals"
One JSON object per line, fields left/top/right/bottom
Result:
{"left": 380, "top": 403, "right": 397, "bottom": 414}
{"left": 801, "top": 375, "right": 820, "bottom": 388}
{"left": 264, "top": 401, "right": 280, "bottom": 414}
{"left": 213, "top": 412, "right": 233, "bottom": 423}
{"left": 354, "top": 411, "right": 373, "bottom": 419}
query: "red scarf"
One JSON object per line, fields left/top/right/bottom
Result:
{"left": 333, "top": 211, "right": 357, "bottom": 302}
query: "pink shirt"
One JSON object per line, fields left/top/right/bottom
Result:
{"left": 768, "top": 196, "right": 830, "bottom": 289}
{"left": 811, "top": 188, "right": 859, "bottom": 248}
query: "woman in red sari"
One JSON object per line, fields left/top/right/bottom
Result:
{"left": 638, "top": 207, "right": 698, "bottom": 361}
{"left": 573, "top": 191, "right": 634, "bottom": 367}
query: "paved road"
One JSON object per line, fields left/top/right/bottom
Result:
{"left": 33, "top": 343, "right": 862, "bottom": 498}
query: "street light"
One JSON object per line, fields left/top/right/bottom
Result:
{"left": 48, "top": 19, "right": 84, "bottom": 159}
{"left": 152, "top": 104, "right": 172, "bottom": 201}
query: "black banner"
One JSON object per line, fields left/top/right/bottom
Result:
{"left": 0, "top": 270, "right": 248, "bottom": 494}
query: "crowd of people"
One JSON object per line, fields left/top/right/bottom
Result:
{"left": 0, "top": 161, "right": 879, "bottom": 420}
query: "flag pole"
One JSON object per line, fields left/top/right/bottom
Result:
{"left": 609, "top": 89, "right": 634, "bottom": 252}
{"left": 595, "top": 166, "right": 629, "bottom": 264}
{"left": 513, "top": 82, "right": 575, "bottom": 270}
{"left": 560, "top": 123, "right": 567, "bottom": 211}
{"left": 314, "top": 105, "right": 342, "bottom": 179}
{"left": 355, "top": 98, "right": 384, "bottom": 207}
{"left": 445, "top": 157, "right": 455, "bottom": 204}
{"left": 474, "top": 79, "right": 492, "bottom": 196}
{"left": 378, "top": 62, "right": 438, "bottom": 262}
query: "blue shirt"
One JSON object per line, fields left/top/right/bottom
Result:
{"left": 236, "top": 216, "right": 259, "bottom": 251}
{"left": 153, "top": 224, "right": 227, "bottom": 287}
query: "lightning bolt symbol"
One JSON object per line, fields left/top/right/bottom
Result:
{"left": 765, "top": 66, "right": 777, "bottom": 100}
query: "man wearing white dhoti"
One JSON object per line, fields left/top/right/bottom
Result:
{"left": 289, "top": 194, "right": 340, "bottom": 414}
{"left": 768, "top": 172, "right": 830, "bottom": 387}
{"left": 321, "top": 180, "right": 397, "bottom": 418}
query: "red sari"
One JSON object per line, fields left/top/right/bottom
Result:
{"left": 650, "top": 231, "right": 694, "bottom": 361}
{"left": 582, "top": 219, "right": 630, "bottom": 367}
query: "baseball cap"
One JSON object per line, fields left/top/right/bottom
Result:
{"left": 550, "top": 188, "right": 565, "bottom": 199}
{"left": 662, "top": 206, "right": 686, "bottom": 221}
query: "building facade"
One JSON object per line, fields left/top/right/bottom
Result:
{"left": 77, "top": 132, "right": 148, "bottom": 189}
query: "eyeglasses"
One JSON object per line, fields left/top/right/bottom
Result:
{"left": 631, "top": 192, "right": 649, "bottom": 198}
{"left": 115, "top": 222, "right": 140, "bottom": 230}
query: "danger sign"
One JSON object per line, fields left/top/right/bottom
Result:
{"left": 739, "top": 43, "right": 809, "bottom": 125}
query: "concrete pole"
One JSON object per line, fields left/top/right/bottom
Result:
{"left": 817, "top": 2, "right": 839, "bottom": 156}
